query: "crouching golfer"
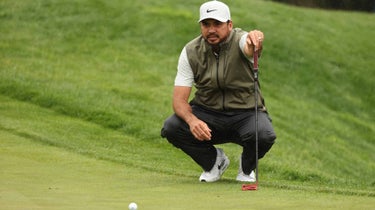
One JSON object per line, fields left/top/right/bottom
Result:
{"left": 161, "top": 0, "right": 276, "bottom": 182}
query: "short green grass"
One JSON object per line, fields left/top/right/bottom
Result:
{"left": 0, "top": 0, "right": 374, "bottom": 209}
{"left": 1, "top": 96, "right": 373, "bottom": 209}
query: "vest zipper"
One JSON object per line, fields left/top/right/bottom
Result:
{"left": 214, "top": 52, "right": 226, "bottom": 110}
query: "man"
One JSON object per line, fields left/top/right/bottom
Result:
{"left": 161, "top": 0, "right": 276, "bottom": 182}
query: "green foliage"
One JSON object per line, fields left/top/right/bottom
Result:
{"left": 0, "top": 0, "right": 374, "bottom": 199}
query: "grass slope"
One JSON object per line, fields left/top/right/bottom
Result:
{"left": 0, "top": 0, "right": 374, "bottom": 208}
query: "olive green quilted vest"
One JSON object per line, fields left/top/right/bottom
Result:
{"left": 185, "top": 28, "right": 264, "bottom": 111}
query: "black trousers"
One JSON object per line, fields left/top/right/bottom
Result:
{"left": 161, "top": 105, "right": 276, "bottom": 174}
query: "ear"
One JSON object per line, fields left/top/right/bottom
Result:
{"left": 227, "top": 20, "right": 233, "bottom": 30}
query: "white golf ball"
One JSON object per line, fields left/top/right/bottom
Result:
{"left": 128, "top": 202, "right": 138, "bottom": 210}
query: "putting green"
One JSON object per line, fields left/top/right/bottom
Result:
{"left": 1, "top": 130, "right": 373, "bottom": 210}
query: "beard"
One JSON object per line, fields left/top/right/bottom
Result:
{"left": 205, "top": 33, "right": 221, "bottom": 45}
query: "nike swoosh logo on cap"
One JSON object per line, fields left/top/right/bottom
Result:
{"left": 206, "top": 9, "right": 217, "bottom": 13}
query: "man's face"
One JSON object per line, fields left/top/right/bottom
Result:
{"left": 200, "top": 19, "right": 233, "bottom": 45}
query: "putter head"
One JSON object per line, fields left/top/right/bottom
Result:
{"left": 242, "top": 183, "right": 258, "bottom": 191}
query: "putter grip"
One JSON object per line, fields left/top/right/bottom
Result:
{"left": 253, "top": 51, "right": 258, "bottom": 70}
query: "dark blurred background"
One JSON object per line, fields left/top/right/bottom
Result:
{"left": 271, "top": 0, "right": 375, "bottom": 12}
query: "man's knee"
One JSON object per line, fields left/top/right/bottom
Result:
{"left": 240, "top": 128, "right": 276, "bottom": 145}
{"left": 161, "top": 115, "right": 178, "bottom": 138}
{"left": 161, "top": 114, "right": 189, "bottom": 140}
{"left": 258, "top": 112, "right": 277, "bottom": 144}
{"left": 259, "top": 130, "right": 276, "bottom": 145}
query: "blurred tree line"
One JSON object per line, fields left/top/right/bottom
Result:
{"left": 271, "top": 0, "right": 375, "bottom": 12}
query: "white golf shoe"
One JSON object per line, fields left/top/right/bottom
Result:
{"left": 236, "top": 170, "right": 256, "bottom": 182}
{"left": 236, "top": 157, "right": 256, "bottom": 182}
{"left": 199, "top": 148, "right": 230, "bottom": 182}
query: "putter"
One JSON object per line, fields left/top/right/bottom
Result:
{"left": 242, "top": 50, "right": 259, "bottom": 191}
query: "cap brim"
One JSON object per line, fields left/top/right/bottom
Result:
{"left": 198, "top": 16, "right": 228, "bottom": 23}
